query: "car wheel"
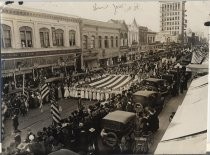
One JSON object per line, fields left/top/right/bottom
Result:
{"left": 104, "top": 132, "right": 118, "bottom": 147}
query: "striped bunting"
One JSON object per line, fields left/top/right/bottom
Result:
{"left": 41, "top": 83, "right": 50, "bottom": 99}
{"left": 51, "top": 102, "right": 61, "bottom": 124}
{"left": 50, "top": 87, "right": 61, "bottom": 125}
{"left": 191, "top": 50, "right": 208, "bottom": 64}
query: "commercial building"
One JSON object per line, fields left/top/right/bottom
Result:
{"left": 1, "top": 5, "right": 82, "bottom": 77}
{"left": 147, "top": 29, "right": 157, "bottom": 44}
{"left": 81, "top": 19, "right": 121, "bottom": 69}
{"left": 160, "top": 1, "right": 187, "bottom": 43}
{"left": 139, "top": 26, "right": 148, "bottom": 45}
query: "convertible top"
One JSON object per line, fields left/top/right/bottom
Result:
{"left": 133, "top": 90, "right": 157, "bottom": 97}
{"left": 145, "top": 78, "right": 164, "bottom": 82}
{"left": 103, "top": 110, "right": 135, "bottom": 124}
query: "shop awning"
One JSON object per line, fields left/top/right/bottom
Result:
{"left": 155, "top": 75, "right": 208, "bottom": 154}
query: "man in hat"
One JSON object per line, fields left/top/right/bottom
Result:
{"left": 12, "top": 114, "right": 20, "bottom": 133}
{"left": 88, "top": 128, "right": 99, "bottom": 155}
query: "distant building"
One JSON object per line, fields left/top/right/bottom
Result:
{"left": 147, "top": 29, "right": 157, "bottom": 44}
{"left": 160, "top": 1, "right": 187, "bottom": 43}
{"left": 155, "top": 31, "right": 178, "bottom": 43}
{"left": 81, "top": 19, "right": 121, "bottom": 68}
{"left": 139, "top": 26, "right": 148, "bottom": 45}
{"left": 128, "top": 18, "right": 139, "bottom": 48}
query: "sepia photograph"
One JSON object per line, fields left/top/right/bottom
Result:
{"left": 0, "top": 0, "right": 209, "bottom": 154}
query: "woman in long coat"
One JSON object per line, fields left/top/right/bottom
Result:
{"left": 57, "top": 84, "right": 62, "bottom": 100}
{"left": 64, "top": 84, "right": 69, "bottom": 99}
{"left": 88, "top": 88, "right": 93, "bottom": 101}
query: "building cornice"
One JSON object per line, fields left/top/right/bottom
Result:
{"left": 2, "top": 7, "right": 81, "bottom": 24}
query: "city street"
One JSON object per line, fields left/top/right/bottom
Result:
{"left": 3, "top": 98, "right": 97, "bottom": 149}
{"left": 3, "top": 90, "right": 187, "bottom": 154}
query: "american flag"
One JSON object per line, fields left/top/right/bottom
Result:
{"left": 40, "top": 77, "right": 50, "bottom": 100}
{"left": 50, "top": 87, "right": 61, "bottom": 125}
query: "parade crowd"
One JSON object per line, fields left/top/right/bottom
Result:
{"left": 2, "top": 45, "right": 200, "bottom": 155}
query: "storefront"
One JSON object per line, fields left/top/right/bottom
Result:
{"left": 2, "top": 48, "right": 82, "bottom": 77}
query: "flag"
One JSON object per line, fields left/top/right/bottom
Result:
{"left": 39, "top": 77, "right": 49, "bottom": 112}
{"left": 50, "top": 87, "right": 61, "bottom": 125}
{"left": 40, "top": 77, "right": 50, "bottom": 100}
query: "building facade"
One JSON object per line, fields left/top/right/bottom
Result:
{"left": 128, "top": 18, "right": 139, "bottom": 47}
{"left": 139, "top": 26, "right": 148, "bottom": 45}
{"left": 108, "top": 19, "right": 129, "bottom": 62}
{"left": 81, "top": 19, "right": 121, "bottom": 69}
{"left": 147, "top": 29, "right": 157, "bottom": 44}
{"left": 1, "top": 5, "right": 81, "bottom": 77}
{"left": 160, "top": 1, "right": 187, "bottom": 43}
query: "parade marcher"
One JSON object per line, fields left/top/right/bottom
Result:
{"left": 87, "top": 128, "right": 99, "bottom": 155}
{"left": 57, "top": 85, "right": 63, "bottom": 100}
{"left": 12, "top": 114, "right": 20, "bottom": 133}
{"left": 64, "top": 84, "right": 69, "bottom": 99}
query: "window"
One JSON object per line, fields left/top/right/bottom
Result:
{"left": 98, "top": 36, "right": 102, "bottom": 48}
{"left": 39, "top": 28, "right": 50, "bottom": 48}
{"left": 104, "top": 36, "right": 108, "bottom": 48}
{"left": 83, "top": 35, "right": 88, "bottom": 49}
{"left": 116, "top": 36, "right": 118, "bottom": 47}
{"left": 90, "top": 36, "right": 95, "bottom": 48}
{"left": 111, "top": 36, "right": 114, "bottom": 48}
{"left": 55, "top": 29, "right": 64, "bottom": 46}
{"left": 1, "top": 24, "right": 11, "bottom": 48}
{"left": 69, "top": 30, "right": 76, "bottom": 46}
{"left": 20, "top": 26, "right": 32, "bottom": 48}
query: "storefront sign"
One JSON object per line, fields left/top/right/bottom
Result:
{"left": 2, "top": 49, "right": 81, "bottom": 59}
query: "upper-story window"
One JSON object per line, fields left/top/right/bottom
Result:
{"left": 83, "top": 35, "right": 88, "bottom": 49}
{"left": 90, "top": 36, "right": 95, "bottom": 48}
{"left": 40, "top": 28, "right": 50, "bottom": 48}
{"left": 55, "top": 29, "right": 64, "bottom": 46}
{"left": 1, "top": 24, "right": 11, "bottom": 48}
{"left": 69, "top": 30, "right": 76, "bottom": 46}
{"left": 116, "top": 36, "right": 118, "bottom": 47}
{"left": 20, "top": 26, "right": 33, "bottom": 48}
{"left": 98, "top": 36, "right": 102, "bottom": 48}
{"left": 104, "top": 36, "right": 109, "bottom": 48}
{"left": 111, "top": 36, "right": 114, "bottom": 48}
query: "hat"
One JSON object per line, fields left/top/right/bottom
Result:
{"left": 29, "top": 134, "right": 35, "bottom": 141}
{"left": 89, "top": 128, "right": 95, "bottom": 132}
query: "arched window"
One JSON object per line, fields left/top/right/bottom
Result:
{"left": 83, "top": 35, "right": 88, "bottom": 49}
{"left": 90, "top": 35, "right": 95, "bottom": 48}
{"left": 98, "top": 36, "right": 102, "bottom": 48}
{"left": 69, "top": 30, "right": 76, "bottom": 46}
{"left": 104, "top": 36, "right": 109, "bottom": 48}
{"left": 116, "top": 36, "right": 118, "bottom": 47}
{"left": 55, "top": 29, "right": 64, "bottom": 46}
{"left": 111, "top": 36, "right": 114, "bottom": 48}
{"left": 39, "top": 28, "right": 50, "bottom": 48}
{"left": 1, "top": 24, "right": 11, "bottom": 48}
{"left": 20, "top": 26, "right": 33, "bottom": 48}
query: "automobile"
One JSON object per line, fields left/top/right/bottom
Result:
{"left": 161, "top": 74, "right": 175, "bottom": 94}
{"left": 133, "top": 90, "right": 164, "bottom": 113}
{"left": 101, "top": 110, "right": 136, "bottom": 148}
{"left": 141, "top": 78, "right": 168, "bottom": 96}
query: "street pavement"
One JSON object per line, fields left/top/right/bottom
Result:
{"left": 3, "top": 98, "right": 97, "bottom": 149}
{"left": 149, "top": 91, "right": 187, "bottom": 153}
{"left": 3, "top": 90, "right": 187, "bottom": 154}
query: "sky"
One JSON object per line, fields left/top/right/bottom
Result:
{"left": 1, "top": 1, "right": 210, "bottom": 37}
